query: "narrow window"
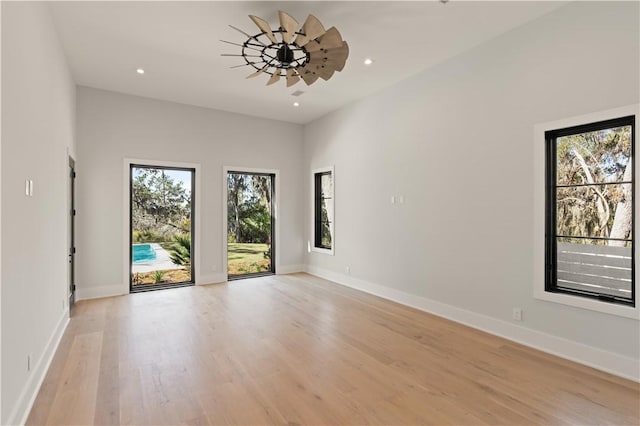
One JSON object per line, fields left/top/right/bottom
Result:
{"left": 314, "top": 169, "right": 333, "bottom": 251}
{"left": 546, "top": 116, "right": 635, "bottom": 306}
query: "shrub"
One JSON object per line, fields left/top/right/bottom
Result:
{"left": 168, "top": 233, "right": 191, "bottom": 268}
{"left": 152, "top": 270, "right": 165, "bottom": 283}
{"left": 133, "top": 229, "right": 168, "bottom": 243}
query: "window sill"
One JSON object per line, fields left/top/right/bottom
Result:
{"left": 533, "top": 287, "right": 639, "bottom": 320}
{"left": 311, "top": 246, "right": 334, "bottom": 256}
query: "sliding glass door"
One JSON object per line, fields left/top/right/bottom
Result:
{"left": 227, "top": 171, "right": 275, "bottom": 279}
{"left": 130, "top": 165, "right": 195, "bottom": 291}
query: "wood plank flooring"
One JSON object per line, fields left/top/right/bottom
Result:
{"left": 27, "top": 273, "right": 639, "bottom": 425}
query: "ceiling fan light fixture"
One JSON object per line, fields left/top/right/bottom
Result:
{"left": 276, "top": 44, "right": 295, "bottom": 66}
{"left": 222, "top": 11, "right": 349, "bottom": 87}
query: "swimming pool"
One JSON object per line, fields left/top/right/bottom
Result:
{"left": 132, "top": 244, "right": 157, "bottom": 263}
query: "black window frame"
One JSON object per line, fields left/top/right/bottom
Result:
{"left": 226, "top": 170, "right": 276, "bottom": 279}
{"left": 129, "top": 164, "right": 196, "bottom": 293}
{"left": 314, "top": 170, "right": 333, "bottom": 250}
{"left": 545, "top": 115, "right": 635, "bottom": 307}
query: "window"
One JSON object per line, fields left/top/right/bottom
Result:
{"left": 313, "top": 167, "right": 334, "bottom": 253}
{"left": 545, "top": 116, "right": 635, "bottom": 306}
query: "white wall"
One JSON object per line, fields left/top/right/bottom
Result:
{"left": 1, "top": 2, "right": 76, "bottom": 423}
{"left": 304, "top": 1, "right": 640, "bottom": 376}
{"left": 76, "top": 87, "right": 304, "bottom": 298}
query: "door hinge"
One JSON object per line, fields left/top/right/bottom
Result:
{"left": 72, "top": 209, "right": 77, "bottom": 216}
{"left": 72, "top": 171, "right": 76, "bottom": 178}
{"left": 72, "top": 247, "right": 77, "bottom": 254}
{"left": 72, "top": 284, "right": 76, "bottom": 291}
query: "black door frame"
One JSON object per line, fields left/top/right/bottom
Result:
{"left": 227, "top": 171, "right": 276, "bottom": 280}
{"left": 129, "top": 164, "right": 196, "bottom": 292}
{"left": 68, "top": 157, "right": 76, "bottom": 312}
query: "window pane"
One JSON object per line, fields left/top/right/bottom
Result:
{"left": 556, "top": 239, "right": 632, "bottom": 300}
{"left": 556, "top": 125, "right": 632, "bottom": 185}
{"left": 320, "top": 224, "right": 332, "bottom": 247}
{"left": 556, "top": 183, "right": 632, "bottom": 241}
{"left": 321, "top": 198, "right": 333, "bottom": 223}
{"left": 321, "top": 173, "right": 333, "bottom": 198}
{"left": 314, "top": 170, "right": 333, "bottom": 250}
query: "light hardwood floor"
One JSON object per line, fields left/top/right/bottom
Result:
{"left": 27, "top": 273, "right": 639, "bottom": 425}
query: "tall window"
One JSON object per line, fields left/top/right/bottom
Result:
{"left": 546, "top": 116, "right": 635, "bottom": 306}
{"left": 314, "top": 168, "right": 333, "bottom": 252}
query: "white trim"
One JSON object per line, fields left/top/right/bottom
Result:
{"left": 76, "top": 284, "right": 127, "bottom": 301}
{"left": 311, "top": 247, "right": 333, "bottom": 255}
{"left": 277, "top": 264, "right": 305, "bottom": 275}
{"left": 533, "top": 104, "right": 640, "bottom": 320}
{"left": 305, "top": 266, "right": 640, "bottom": 382}
{"left": 310, "top": 165, "right": 335, "bottom": 256}
{"left": 198, "top": 273, "right": 227, "bottom": 285}
{"left": 0, "top": 4, "right": 3, "bottom": 419}
{"left": 222, "top": 166, "right": 281, "bottom": 278}
{"left": 6, "top": 311, "right": 69, "bottom": 426}
{"left": 123, "top": 158, "right": 201, "bottom": 293}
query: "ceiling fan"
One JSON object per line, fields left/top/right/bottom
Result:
{"left": 221, "top": 11, "right": 349, "bottom": 87}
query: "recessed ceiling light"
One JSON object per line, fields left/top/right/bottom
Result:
{"left": 364, "top": 58, "right": 374, "bottom": 66}
{"left": 136, "top": 68, "right": 145, "bottom": 75}
{"left": 293, "top": 102, "right": 300, "bottom": 107}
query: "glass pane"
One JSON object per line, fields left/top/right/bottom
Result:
{"left": 320, "top": 224, "right": 332, "bottom": 248}
{"left": 320, "top": 198, "right": 333, "bottom": 223}
{"left": 556, "top": 238, "right": 632, "bottom": 300}
{"left": 131, "top": 167, "right": 193, "bottom": 287}
{"left": 227, "top": 173, "right": 274, "bottom": 276}
{"left": 556, "top": 125, "right": 632, "bottom": 185}
{"left": 321, "top": 173, "right": 333, "bottom": 198}
{"left": 556, "top": 183, "right": 632, "bottom": 241}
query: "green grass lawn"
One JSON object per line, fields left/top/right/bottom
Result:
{"left": 228, "top": 243, "right": 271, "bottom": 275}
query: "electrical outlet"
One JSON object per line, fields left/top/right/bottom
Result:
{"left": 513, "top": 308, "right": 523, "bottom": 321}
{"left": 345, "top": 266, "right": 351, "bottom": 274}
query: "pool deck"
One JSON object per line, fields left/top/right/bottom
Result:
{"left": 132, "top": 243, "right": 184, "bottom": 273}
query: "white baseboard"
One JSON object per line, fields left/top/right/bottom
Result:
{"left": 6, "top": 310, "right": 70, "bottom": 426}
{"left": 277, "top": 264, "right": 305, "bottom": 275}
{"left": 76, "top": 284, "right": 127, "bottom": 301}
{"left": 197, "top": 273, "right": 227, "bottom": 285}
{"left": 305, "top": 265, "right": 640, "bottom": 382}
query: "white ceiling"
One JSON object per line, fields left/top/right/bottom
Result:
{"left": 50, "top": 1, "right": 565, "bottom": 124}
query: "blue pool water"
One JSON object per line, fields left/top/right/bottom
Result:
{"left": 132, "top": 244, "right": 156, "bottom": 263}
